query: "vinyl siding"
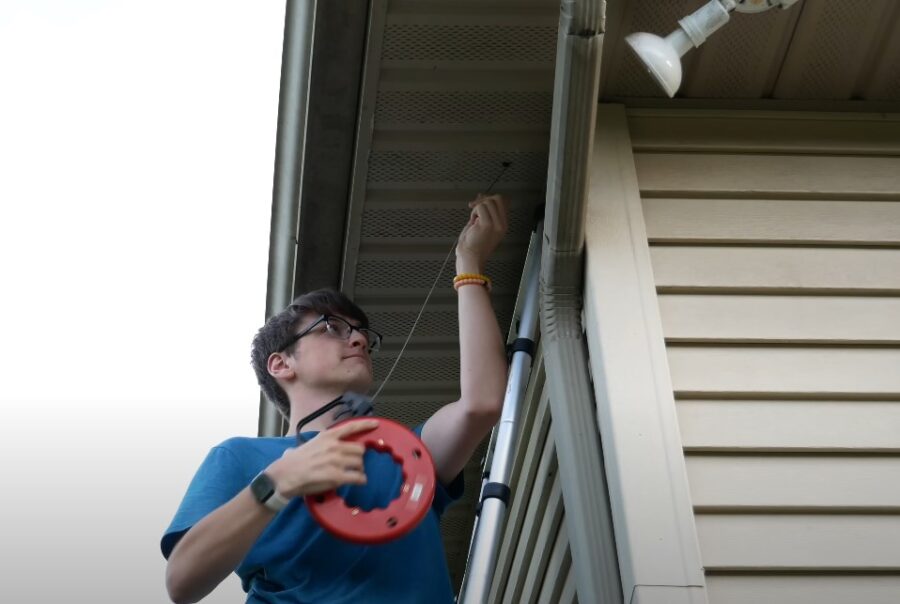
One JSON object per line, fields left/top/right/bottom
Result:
{"left": 632, "top": 109, "right": 900, "bottom": 602}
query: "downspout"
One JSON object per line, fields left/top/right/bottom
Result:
{"left": 259, "top": 0, "right": 317, "bottom": 437}
{"left": 541, "top": 1, "right": 621, "bottom": 602}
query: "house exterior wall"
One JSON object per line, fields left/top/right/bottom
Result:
{"left": 584, "top": 105, "right": 708, "bottom": 604}
{"left": 587, "top": 104, "right": 900, "bottom": 603}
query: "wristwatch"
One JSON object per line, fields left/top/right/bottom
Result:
{"left": 250, "top": 472, "right": 290, "bottom": 512}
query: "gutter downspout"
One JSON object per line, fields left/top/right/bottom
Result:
{"left": 541, "top": 1, "right": 621, "bottom": 602}
{"left": 259, "top": 0, "right": 317, "bottom": 437}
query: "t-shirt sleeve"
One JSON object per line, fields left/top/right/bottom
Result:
{"left": 160, "top": 444, "right": 248, "bottom": 559}
{"left": 432, "top": 466, "right": 465, "bottom": 516}
{"left": 412, "top": 423, "right": 465, "bottom": 517}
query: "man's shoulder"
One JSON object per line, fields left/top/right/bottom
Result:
{"left": 211, "top": 435, "right": 294, "bottom": 463}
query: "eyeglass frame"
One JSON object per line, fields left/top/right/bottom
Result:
{"left": 278, "top": 314, "right": 382, "bottom": 353}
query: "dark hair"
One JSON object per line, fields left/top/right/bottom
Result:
{"left": 250, "top": 288, "right": 369, "bottom": 418}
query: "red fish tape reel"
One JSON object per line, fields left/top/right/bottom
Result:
{"left": 305, "top": 417, "right": 436, "bottom": 545}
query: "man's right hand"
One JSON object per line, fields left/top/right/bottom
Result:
{"left": 166, "top": 419, "right": 379, "bottom": 603}
{"left": 266, "top": 419, "right": 379, "bottom": 498}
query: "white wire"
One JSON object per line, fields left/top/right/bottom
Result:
{"left": 371, "top": 163, "right": 509, "bottom": 403}
{"left": 371, "top": 239, "right": 457, "bottom": 402}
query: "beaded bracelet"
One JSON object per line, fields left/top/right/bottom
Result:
{"left": 454, "top": 273, "right": 492, "bottom": 288}
{"left": 453, "top": 277, "right": 492, "bottom": 292}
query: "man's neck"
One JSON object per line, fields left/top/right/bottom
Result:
{"left": 286, "top": 387, "right": 348, "bottom": 435}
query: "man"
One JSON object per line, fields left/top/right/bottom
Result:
{"left": 162, "top": 194, "right": 510, "bottom": 603}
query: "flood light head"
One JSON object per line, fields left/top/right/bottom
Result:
{"left": 626, "top": 0, "right": 802, "bottom": 97}
{"left": 625, "top": 31, "right": 684, "bottom": 98}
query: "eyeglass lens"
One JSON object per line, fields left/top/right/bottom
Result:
{"left": 325, "top": 316, "right": 380, "bottom": 351}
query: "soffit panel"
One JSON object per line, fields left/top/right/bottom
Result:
{"left": 601, "top": 0, "right": 900, "bottom": 104}
{"left": 341, "top": 0, "right": 560, "bottom": 590}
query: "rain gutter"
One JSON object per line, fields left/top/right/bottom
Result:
{"left": 259, "top": 0, "right": 316, "bottom": 436}
{"left": 259, "top": 0, "right": 368, "bottom": 435}
{"left": 540, "top": 0, "right": 622, "bottom": 602}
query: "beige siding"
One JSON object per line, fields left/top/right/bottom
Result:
{"left": 631, "top": 109, "right": 900, "bottom": 602}
{"left": 635, "top": 154, "right": 900, "bottom": 198}
{"left": 586, "top": 105, "right": 709, "bottom": 602}
{"left": 651, "top": 246, "right": 900, "bottom": 294}
{"left": 667, "top": 346, "right": 900, "bottom": 397}
{"left": 678, "top": 400, "right": 900, "bottom": 453}
{"left": 627, "top": 112, "right": 900, "bottom": 157}
{"left": 695, "top": 515, "right": 900, "bottom": 570}
{"left": 659, "top": 295, "right": 900, "bottom": 344}
{"left": 644, "top": 198, "right": 900, "bottom": 245}
{"left": 706, "top": 575, "right": 900, "bottom": 604}
{"left": 686, "top": 455, "right": 900, "bottom": 510}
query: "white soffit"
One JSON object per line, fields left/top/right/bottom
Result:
{"left": 340, "top": 0, "right": 561, "bottom": 588}
{"left": 601, "top": 0, "right": 900, "bottom": 104}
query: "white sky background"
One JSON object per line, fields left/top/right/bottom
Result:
{"left": 0, "top": 1, "right": 285, "bottom": 601}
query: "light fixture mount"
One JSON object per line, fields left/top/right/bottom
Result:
{"left": 734, "top": 0, "right": 801, "bottom": 14}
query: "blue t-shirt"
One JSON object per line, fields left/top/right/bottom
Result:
{"left": 161, "top": 425, "right": 463, "bottom": 603}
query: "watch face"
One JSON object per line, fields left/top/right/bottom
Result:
{"left": 250, "top": 472, "right": 275, "bottom": 502}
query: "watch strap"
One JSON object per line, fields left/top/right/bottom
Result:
{"left": 264, "top": 489, "right": 290, "bottom": 512}
{"left": 251, "top": 471, "right": 290, "bottom": 512}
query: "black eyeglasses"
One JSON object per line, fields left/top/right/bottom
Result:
{"left": 279, "top": 315, "right": 382, "bottom": 353}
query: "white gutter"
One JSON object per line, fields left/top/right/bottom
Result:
{"left": 540, "top": 0, "right": 621, "bottom": 602}
{"left": 259, "top": 0, "right": 317, "bottom": 437}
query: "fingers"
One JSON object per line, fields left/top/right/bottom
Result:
{"left": 341, "top": 451, "right": 365, "bottom": 470}
{"left": 305, "top": 468, "right": 367, "bottom": 495}
{"left": 482, "top": 199, "right": 504, "bottom": 232}
{"left": 307, "top": 448, "right": 369, "bottom": 491}
{"left": 337, "top": 442, "right": 367, "bottom": 460}
{"left": 472, "top": 201, "right": 493, "bottom": 229}
{"left": 469, "top": 194, "right": 508, "bottom": 232}
{"left": 471, "top": 194, "right": 507, "bottom": 215}
{"left": 341, "top": 470, "right": 368, "bottom": 486}
{"left": 321, "top": 450, "right": 369, "bottom": 489}
{"left": 323, "top": 446, "right": 369, "bottom": 484}
{"left": 276, "top": 421, "right": 379, "bottom": 497}
{"left": 470, "top": 192, "right": 502, "bottom": 208}
{"left": 331, "top": 418, "right": 379, "bottom": 439}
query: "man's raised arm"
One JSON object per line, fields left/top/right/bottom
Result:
{"left": 422, "top": 194, "right": 510, "bottom": 484}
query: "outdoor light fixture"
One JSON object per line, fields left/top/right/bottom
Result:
{"left": 626, "top": 0, "right": 802, "bottom": 97}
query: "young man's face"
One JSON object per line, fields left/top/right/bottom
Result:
{"left": 288, "top": 313, "right": 375, "bottom": 394}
